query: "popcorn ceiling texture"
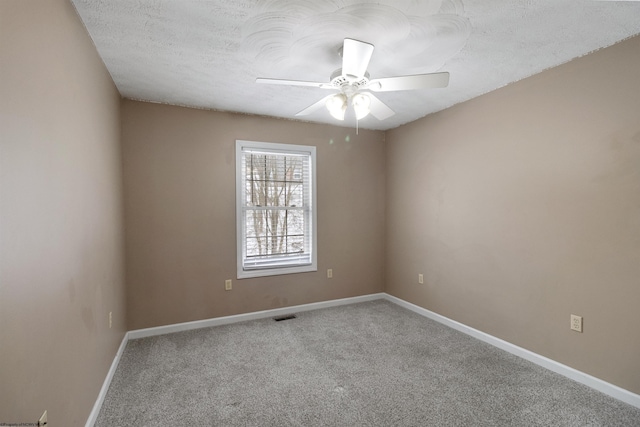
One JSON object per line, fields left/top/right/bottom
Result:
{"left": 71, "top": 0, "right": 640, "bottom": 130}
{"left": 241, "top": 1, "right": 470, "bottom": 76}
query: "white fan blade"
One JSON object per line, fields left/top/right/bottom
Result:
{"left": 295, "top": 94, "right": 336, "bottom": 116}
{"left": 342, "top": 38, "right": 374, "bottom": 79}
{"left": 369, "top": 72, "right": 449, "bottom": 92}
{"left": 367, "top": 93, "right": 395, "bottom": 120}
{"left": 256, "top": 78, "right": 333, "bottom": 89}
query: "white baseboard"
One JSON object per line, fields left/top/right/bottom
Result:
{"left": 85, "top": 331, "right": 130, "bottom": 427}
{"left": 88, "top": 294, "right": 385, "bottom": 424}
{"left": 86, "top": 291, "right": 639, "bottom": 425}
{"left": 382, "top": 293, "right": 640, "bottom": 409}
{"left": 128, "top": 293, "right": 386, "bottom": 339}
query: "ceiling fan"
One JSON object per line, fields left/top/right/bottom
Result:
{"left": 256, "top": 38, "right": 450, "bottom": 122}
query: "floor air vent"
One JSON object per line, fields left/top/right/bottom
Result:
{"left": 274, "top": 314, "right": 297, "bottom": 322}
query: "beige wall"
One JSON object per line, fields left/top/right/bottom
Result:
{"left": 0, "top": 0, "right": 126, "bottom": 425}
{"left": 122, "top": 100, "right": 386, "bottom": 330}
{"left": 2, "top": 1, "right": 638, "bottom": 421}
{"left": 386, "top": 36, "right": 640, "bottom": 393}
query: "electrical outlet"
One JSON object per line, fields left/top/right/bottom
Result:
{"left": 570, "top": 314, "right": 583, "bottom": 333}
{"left": 109, "top": 311, "right": 112, "bottom": 329}
{"left": 38, "top": 410, "right": 47, "bottom": 426}
{"left": 418, "top": 273, "right": 424, "bottom": 284}
{"left": 327, "top": 269, "right": 333, "bottom": 279}
{"left": 225, "top": 279, "right": 232, "bottom": 291}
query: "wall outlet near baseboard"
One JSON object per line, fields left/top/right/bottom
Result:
{"left": 418, "top": 273, "right": 424, "bottom": 284}
{"left": 570, "top": 314, "right": 583, "bottom": 333}
{"left": 225, "top": 279, "right": 232, "bottom": 291}
{"left": 38, "top": 410, "right": 47, "bottom": 426}
{"left": 327, "top": 269, "right": 333, "bottom": 279}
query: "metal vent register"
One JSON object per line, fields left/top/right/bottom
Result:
{"left": 273, "top": 314, "right": 297, "bottom": 322}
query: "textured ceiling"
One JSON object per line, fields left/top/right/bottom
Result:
{"left": 70, "top": 0, "right": 640, "bottom": 130}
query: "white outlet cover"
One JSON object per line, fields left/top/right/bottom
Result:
{"left": 570, "top": 314, "right": 583, "bottom": 332}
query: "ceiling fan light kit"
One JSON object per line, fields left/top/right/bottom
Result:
{"left": 326, "top": 92, "right": 371, "bottom": 121}
{"left": 326, "top": 93, "right": 348, "bottom": 120}
{"left": 256, "top": 38, "right": 450, "bottom": 127}
{"left": 352, "top": 93, "right": 371, "bottom": 120}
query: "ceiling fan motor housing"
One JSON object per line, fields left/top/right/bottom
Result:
{"left": 330, "top": 68, "right": 370, "bottom": 91}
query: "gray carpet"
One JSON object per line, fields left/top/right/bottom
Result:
{"left": 95, "top": 300, "right": 640, "bottom": 426}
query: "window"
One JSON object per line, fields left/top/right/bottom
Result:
{"left": 236, "top": 140, "right": 317, "bottom": 278}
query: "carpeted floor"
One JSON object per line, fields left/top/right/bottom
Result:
{"left": 95, "top": 300, "right": 640, "bottom": 426}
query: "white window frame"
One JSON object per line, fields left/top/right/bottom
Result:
{"left": 236, "top": 140, "right": 317, "bottom": 279}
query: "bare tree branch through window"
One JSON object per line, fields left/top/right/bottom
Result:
{"left": 236, "top": 140, "right": 316, "bottom": 278}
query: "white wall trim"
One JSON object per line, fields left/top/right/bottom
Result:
{"left": 87, "top": 291, "right": 639, "bottom": 425}
{"left": 85, "top": 332, "right": 130, "bottom": 427}
{"left": 382, "top": 293, "right": 640, "bottom": 409}
{"left": 128, "top": 293, "right": 385, "bottom": 339}
{"left": 88, "top": 294, "right": 384, "bottom": 424}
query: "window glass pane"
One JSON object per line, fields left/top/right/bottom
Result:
{"left": 286, "top": 182, "right": 304, "bottom": 207}
{"left": 286, "top": 209, "right": 304, "bottom": 235}
{"left": 245, "top": 181, "right": 255, "bottom": 206}
{"left": 244, "top": 208, "right": 305, "bottom": 257}
{"left": 244, "top": 209, "right": 264, "bottom": 238}
{"left": 244, "top": 154, "right": 306, "bottom": 208}
{"left": 286, "top": 235, "right": 304, "bottom": 254}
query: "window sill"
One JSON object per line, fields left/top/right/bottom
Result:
{"left": 237, "top": 263, "right": 317, "bottom": 279}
